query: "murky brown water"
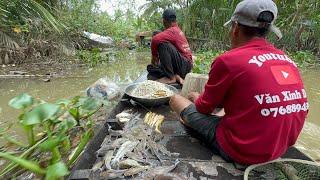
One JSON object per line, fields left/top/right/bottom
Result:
{"left": 0, "top": 51, "right": 319, "bottom": 161}
{"left": 0, "top": 51, "right": 150, "bottom": 144}
{"left": 296, "top": 68, "right": 320, "bottom": 161}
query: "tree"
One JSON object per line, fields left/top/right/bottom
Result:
{"left": 0, "top": 0, "right": 64, "bottom": 48}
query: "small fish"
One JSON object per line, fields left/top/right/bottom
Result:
{"left": 124, "top": 166, "right": 150, "bottom": 177}
{"left": 143, "top": 112, "right": 164, "bottom": 133}
{"left": 126, "top": 151, "right": 146, "bottom": 164}
{"left": 100, "top": 169, "right": 126, "bottom": 179}
{"left": 96, "top": 145, "right": 113, "bottom": 157}
{"left": 119, "top": 159, "right": 142, "bottom": 169}
{"left": 111, "top": 138, "right": 128, "bottom": 148}
{"left": 152, "top": 90, "right": 167, "bottom": 97}
{"left": 154, "top": 117, "right": 164, "bottom": 134}
{"left": 101, "top": 135, "right": 112, "bottom": 146}
{"left": 104, "top": 150, "right": 114, "bottom": 170}
{"left": 116, "top": 111, "right": 132, "bottom": 123}
{"left": 145, "top": 159, "right": 180, "bottom": 176}
{"left": 109, "top": 129, "right": 124, "bottom": 136}
{"left": 111, "top": 141, "right": 138, "bottom": 168}
{"left": 92, "top": 160, "right": 104, "bottom": 171}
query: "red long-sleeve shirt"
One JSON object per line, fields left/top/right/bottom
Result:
{"left": 151, "top": 23, "right": 193, "bottom": 64}
{"left": 195, "top": 38, "right": 308, "bottom": 165}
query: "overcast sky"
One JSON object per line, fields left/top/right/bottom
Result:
{"left": 97, "top": 0, "right": 147, "bottom": 16}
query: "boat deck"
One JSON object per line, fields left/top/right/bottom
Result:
{"left": 69, "top": 72, "right": 313, "bottom": 179}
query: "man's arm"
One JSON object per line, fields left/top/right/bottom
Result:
{"left": 195, "top": 57, "right": 231, "bottom": 114}
{"left": 150, "top": 30, "right": 172, "bottom": 58}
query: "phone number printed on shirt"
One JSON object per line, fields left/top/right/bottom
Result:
{"left": 261, "top": 102, "right": 309, "bottom": 117}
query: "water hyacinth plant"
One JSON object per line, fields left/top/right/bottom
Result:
{"left": 0, "top": 93, "right": 102, "bottom": 179}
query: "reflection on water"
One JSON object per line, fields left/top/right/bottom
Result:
{"left": 0, "top": 52, "right": 319, "bottom": 161}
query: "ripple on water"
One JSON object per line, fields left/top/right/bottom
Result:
{"left": 296, "top": 122, "right": 320, "bottom": 161}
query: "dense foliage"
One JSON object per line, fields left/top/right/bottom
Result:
{"left": 0, "top": 93, "right": 101, "bottom": 178}
{"left": 0, "top": 0, "right": 319, "bottom": 58}
{"left": 193, "top": 50, "right": 318, "bottom": 74}
{"left": 142, "top": 0, "right": 320, "bottom": 55}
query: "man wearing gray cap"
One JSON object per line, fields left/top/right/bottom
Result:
{"left": 148, "top": 9, "right": 193, "bottom": 84}
{"left": 170, "top": 0, "right": 307, "bottom": 165}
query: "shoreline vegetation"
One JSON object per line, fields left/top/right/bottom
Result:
{"left": 0, "top": 0, "right": 319, "bottom": 67}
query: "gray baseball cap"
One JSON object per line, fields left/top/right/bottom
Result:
{"left": 224, "top": 0, "right": 282, "bottom": 39}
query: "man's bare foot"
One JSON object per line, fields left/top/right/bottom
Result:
{"left": 175, "top": 75, "right": 184, "bottom": 85}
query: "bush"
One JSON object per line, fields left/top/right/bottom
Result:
{"left": 192, "top": 50, "right": 319, "bottom": 75}
{"left": 192, "top": 50, "right": 224, "bottom": 74}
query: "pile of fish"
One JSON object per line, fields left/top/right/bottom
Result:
{"left": 143, "top": 112, "right": 164, "bottom": 134}
{"left": 94, "top": 111, "right": 180, "bottom": 179}
{"left": 130, "top": 80, "right": 174, "bottom": 99}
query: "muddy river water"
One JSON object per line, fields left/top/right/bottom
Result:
{"left": 0, "top": 51, "right": 319, "bottom": 161}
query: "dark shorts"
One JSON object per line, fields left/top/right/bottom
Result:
{"left": 147, "top": 43, "right": 192, "bottom": 79}
{"left": 180, "top": 104, "right": 233, "bottom": 162}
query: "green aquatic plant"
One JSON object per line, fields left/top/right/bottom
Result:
{"left": 192, "top": 50, "right": 224, "bottom": 74}
{"left": 0, "top": 94, "right": 102, "bottom": 179}
{"left": 77, "top": 48, "right": 111, "bottom": 67}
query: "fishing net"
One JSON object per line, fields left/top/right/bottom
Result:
{"left": 244, "top": 159, "right": 320, "bottom": 180}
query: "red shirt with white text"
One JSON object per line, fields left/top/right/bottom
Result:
{"left": 151, "top": 23, "right": 193, "bottom": 64}
{"left": 195, "top": 38, "right": 308, "bottom": 165}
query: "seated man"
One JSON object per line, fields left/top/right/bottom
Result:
{"left": 169, "top": 0, "right": 308, "bottom": 165}
{"left": 148, "top": 9, "right": 193, "bottom": 84}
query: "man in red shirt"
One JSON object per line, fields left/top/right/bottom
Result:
{"left": 147, "top": 9, "right": 193, "bottom": 84}
{"left": 170, "top": 0, "right": 308, "bottom": 165}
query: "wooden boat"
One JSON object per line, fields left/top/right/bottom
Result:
{"left": 69, "top": 71, "right": 314, "bottom": 179}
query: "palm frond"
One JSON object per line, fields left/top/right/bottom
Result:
{"left": 0, "top": 0, "right": 64, "bottom": 33}
{"left": 0, "top": 31, "right": 20, "bottom": 49}
{"left": 28, "top": 0, "right": 65, "bottom": 33}
{"left": 140, "top": 0, "right": 177, "bottom": 17}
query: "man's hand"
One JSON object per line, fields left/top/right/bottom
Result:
{"left": 187, "top": 92, "right": 200, "bottom": 103}
{"left": 151, "top": 56, "right": 159, "bottom": 65}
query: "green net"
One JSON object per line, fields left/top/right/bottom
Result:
{"left": 244, "top": 159, "right": 320, "bottom": 180}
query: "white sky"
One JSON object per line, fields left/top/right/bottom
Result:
{"left": 97, "top": 0, "right": 147, "bottom": 16}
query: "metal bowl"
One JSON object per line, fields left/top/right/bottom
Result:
{"left": 124, "top": 82, "right": 178, "bottom": 107}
